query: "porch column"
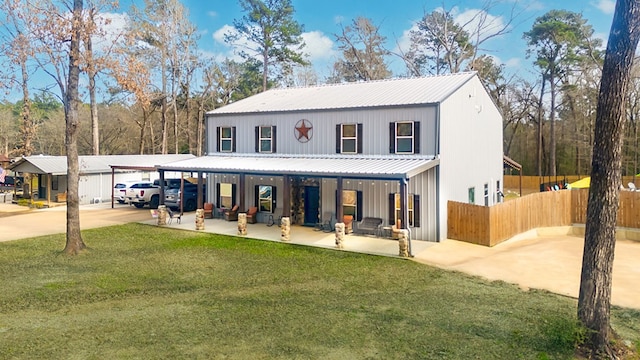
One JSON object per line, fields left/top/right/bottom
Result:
{"left": 197, "top": 171, "right": 204, "bottom": 209}
{"left": 283, "top": 175, "right": 290, "bottom": 218}
{"left": 399, "top": 178, "right": 407, "bottom": 230}
{"left": 111, "top": 168, "right": 115, "bottom": 208}
{"left": 239, "top": 173, "right": 246, "bottom": 210}
{"left": 336, "top": 176, "right": 344, "bottom": 221}
{"left": 159, "top": 171, "right": 165, "bottom": 206}
{"left": 47, "top": 173, "right": 51, "bottom": 206}
{"left": 399, "top": 178, "right": 413, "bottom": 257}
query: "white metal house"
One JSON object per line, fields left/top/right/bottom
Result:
{"left": 158, "top": 72, "right": 503, "bottom": 241}
{"left": 10, "top": 154, "right": 194, "bottom": 205}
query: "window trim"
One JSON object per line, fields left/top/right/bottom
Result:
{"left": 341, "top": 124, "right": 358, "bottom": 154}
{"left": 255, "top": 125, "right": 276, "bottom": 153}
{"left": 389, "top": 121, "right": 420, "bottom": 154}
{"left": 217, "top": 126, "right": 236, "bottom": 153}
{"left": 257, "top": 184, "right": 275, "bottom": 213}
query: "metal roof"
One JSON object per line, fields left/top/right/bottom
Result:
{"left": 10, "top": 154, "right": 196, "bottom": 175}
{"left": 158, "top": 154, "right": 439, "bottom": 180}
{"left": 207, "top": 72, "right": 477, "bottom": 115}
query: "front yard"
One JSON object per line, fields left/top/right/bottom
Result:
{"left": 1, "top": 223, "right": 639, "bottom": 359}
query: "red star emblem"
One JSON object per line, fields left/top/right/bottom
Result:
{"left": 295, "top": 119, "right": 313, "bottom": 142}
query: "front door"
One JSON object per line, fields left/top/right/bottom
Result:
{"left": 303, "top": 186, "right": 320, "bottom": 226}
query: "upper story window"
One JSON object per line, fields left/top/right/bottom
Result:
{"left": 336, "top": 123, "right": 363, "bottom": 154}
{"left": 216, "top": 126, "right": 236, "bottom": 152}
{"left": 255, "top": 126, "right": 276, "bottom": 153}
{"left": 389, "top": 121, "right": 420, "bottom": 154}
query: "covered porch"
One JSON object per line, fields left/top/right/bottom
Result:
{"left": 156, "top": 154, "right": 441, "bottom": 248}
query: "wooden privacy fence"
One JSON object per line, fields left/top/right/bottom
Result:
{"left": 448, "top": 189, "right": 640, "bottom": 246}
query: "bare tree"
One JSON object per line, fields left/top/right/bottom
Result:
{"left": 402, "top": 0, "right": 521, "bottom": 76}
{"left": 578, "top": 0, "right": 640, "bottom": 356}
{"left": 328, "top": 17, "right": 391, "bottom": 82}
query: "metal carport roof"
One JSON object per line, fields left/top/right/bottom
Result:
{"left": 157, "top": 154, "right": 439, "bottom": 180}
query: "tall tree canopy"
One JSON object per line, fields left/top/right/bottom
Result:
{"left": 524, "top": 10, "right": 598, "bottom": 176}
{"left": 226, "top": 0, "right": 307, "bottom": 91}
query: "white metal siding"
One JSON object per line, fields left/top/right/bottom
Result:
{"left": 438, "top": 76, "right": 503, "bottom": 240}
{"left": 206, "top": 107, "right": 438, "bottom": 156}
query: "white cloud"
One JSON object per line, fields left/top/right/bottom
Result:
{"left": 208, "top": 11, "right": 218, "bottom": 18}
{"left": 301, "top": 31, "right": 336, "bottom": 61}
{"left": 592, "top": 0, "right": 616, "bottom": 15}
{"left": 394, "top": 24, "right": 417, "bottom": 55}
{"left": 504, "top": 57, "right": 521, "bottom": 68}
{"left": 91, "top": 12, "right": 129, "bottom": 53}
{"left": 454, "top": 8, "right": 508, "bottom": 41}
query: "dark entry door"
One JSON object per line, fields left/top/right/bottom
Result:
{"left": 304, "top": 186, "right": 320, "bottom": 226}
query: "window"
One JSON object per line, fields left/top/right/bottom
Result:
{"left": 343, "top": 190, "right": 357, "bottom": 219}
{"left": 52, "top": 176, "right": 58, "bottom": 191}
{"left": 484, "top": 183, "right": 489, "bottom": 206}
{"left": 336, "top": 124, "right": 362, "bottom": 154}
{"left": 390, "top": 193, "right": 420, "bottom": 227}
{"left": 217, "top": 183, "right": 235, "bottom": 208}
{"left": 468, "top": 187, "right": 475, "bottom": 204}
{"left": 255, "top": 126, "right": 276, "bottom": 153}
{"left": 389, "top": 121, "right": 420, "bottom": 154}
{"left": 257, "top": 185, "right": 275, "bottom": 213}
{"left": 217, "top": 126, "right": 236, "bottom": 152}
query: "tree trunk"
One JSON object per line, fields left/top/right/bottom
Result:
{"left": 19, "top": 60, "right": 33, "bottom": 157}
{"left": 87, "top": 36, "right": 99, "bottom": 155}
{"left": 578, "top": 0, "right": 640, "bottom": 356}
{"left": 63, "top": 0, "right": 86, "bottom": 255}
{"left": 536, "top": 76, "right": 546, "bottom": 177}
{"left": 549, "top": 68, "right": 556, "bottom": 176}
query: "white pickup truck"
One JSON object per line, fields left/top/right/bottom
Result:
{"left": 125, "top": 181, "right": 160, "bottom": 209}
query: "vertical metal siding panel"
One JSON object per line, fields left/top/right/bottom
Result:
{"left": 408, "top": 169, "right": 438, "bottom": 241}
{"left": 208, "top": 107, "right": 438, "bottom": 156}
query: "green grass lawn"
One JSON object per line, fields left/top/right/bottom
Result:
{"left": 1, "top": 223, "right": 639, "bottom": 359}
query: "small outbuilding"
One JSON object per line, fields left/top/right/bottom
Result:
{"left": 10, "top": 154, "right": 194, "bottom": 205}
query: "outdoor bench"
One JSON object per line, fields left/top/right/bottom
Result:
{"left": 354, "top": 217, "right": 383, "bottom": 236}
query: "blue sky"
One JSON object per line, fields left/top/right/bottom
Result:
{"left": 162, "top": 0, "right": 617, "bottom": 81}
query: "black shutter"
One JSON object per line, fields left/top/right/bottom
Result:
{"left": 388, "top": 193, "right": 395, "bottom": 225}
{"left": 272, "top": 126, "right": 277, "bottom": 153}
{"left": 336, "top": 124, "right": 341, "bottom": 153}
{"left": 255, "top": 185, "right": 259, "bottom": 207}
{"left": 231, "top": 127, "right": 236, "bottom": 152}
{"left": 216, "top": 127, "right": 220, "bottom": 152}
{"left": 216, "top": 183, "right": 221, "bottom": 207}
{"left": 356, "top": 191, "right": 363, "bottom": 221}
{"left": 357, "top": 123, "right": 363, "bottom": 154}
{"left": 389, "top": 122, "right": 396, "bottom": 154}
{"left": 413, "top": 195, "right": 421, "bottom": 227}
{"left": 414, "top": 121, "right": 421, "bottom": 154}
{"left": 231, "top": 184, "right": 237, "bottom": 206}
{"left": 271, "top": 186, "right": 276, "bottom": 213}
{"left": 255, "top": 126, "right": 259, "bottom": 153}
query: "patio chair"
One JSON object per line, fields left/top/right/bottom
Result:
{"left": 167, "top": 208, "right": 182, "bottom": 224}
{"left": 246, "top": 206, "right": 258, "bottom": 224}
{"left": 203, "top": 202, "right": 214, "bottom": 219}
{"left": 628, "top": 182, "right": 638, "bottom": 191}
{"left": 316, "top": 212, "right": 335, "bottom": 232}
{"left": 224, "top": 204, "right": 239, "bottom": 221}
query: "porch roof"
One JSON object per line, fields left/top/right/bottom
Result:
{"left": 157, "top": 154, "right": 439, "bottom": 180}
{"left": 10, "top": 154, "right": 196, "bottom": 175}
